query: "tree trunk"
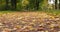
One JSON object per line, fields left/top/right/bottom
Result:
{"left": 36, "top": 0, "right": 39, "bottom": 10}
{"left": 55, "top": 0, "right": 57, "bottom": 9}
{"left": 35, "top": 0, "right": 39, "bottom": 10}
{"left": 59, "top": 0, "right": 60, "bottom": 9}
{"left": 5, "top": 0, "right": 9, "bottom": 10}
{"left": 11, "top": 0, "right": 17, "bottom": 10}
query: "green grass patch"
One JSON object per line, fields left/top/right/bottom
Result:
{"left": 0, "top": 10, "right": 60, "bottom": 15}
{"left": 44, "top": 10, "right": 60, "bottom": 15}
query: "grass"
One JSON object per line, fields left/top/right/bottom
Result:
{"left": 0, "top": 10, "right": 60, "bottom": 15}
{"left": 47, "top": 10, "right": 60, "bottom": 15}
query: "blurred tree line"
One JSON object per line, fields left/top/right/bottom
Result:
{"left": 0, "top": 0, "right": 60, "bottom": 11}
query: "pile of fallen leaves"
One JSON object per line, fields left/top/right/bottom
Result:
{"left": 0, "top": 12, "right": 60, "bottom": 32}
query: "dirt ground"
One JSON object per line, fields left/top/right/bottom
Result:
{"left": 0, "top": 12, "right": 60, "bottom": 32}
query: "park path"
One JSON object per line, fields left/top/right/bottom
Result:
{"left": 0, "top": 12, "right": 60, "bottom": 32}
